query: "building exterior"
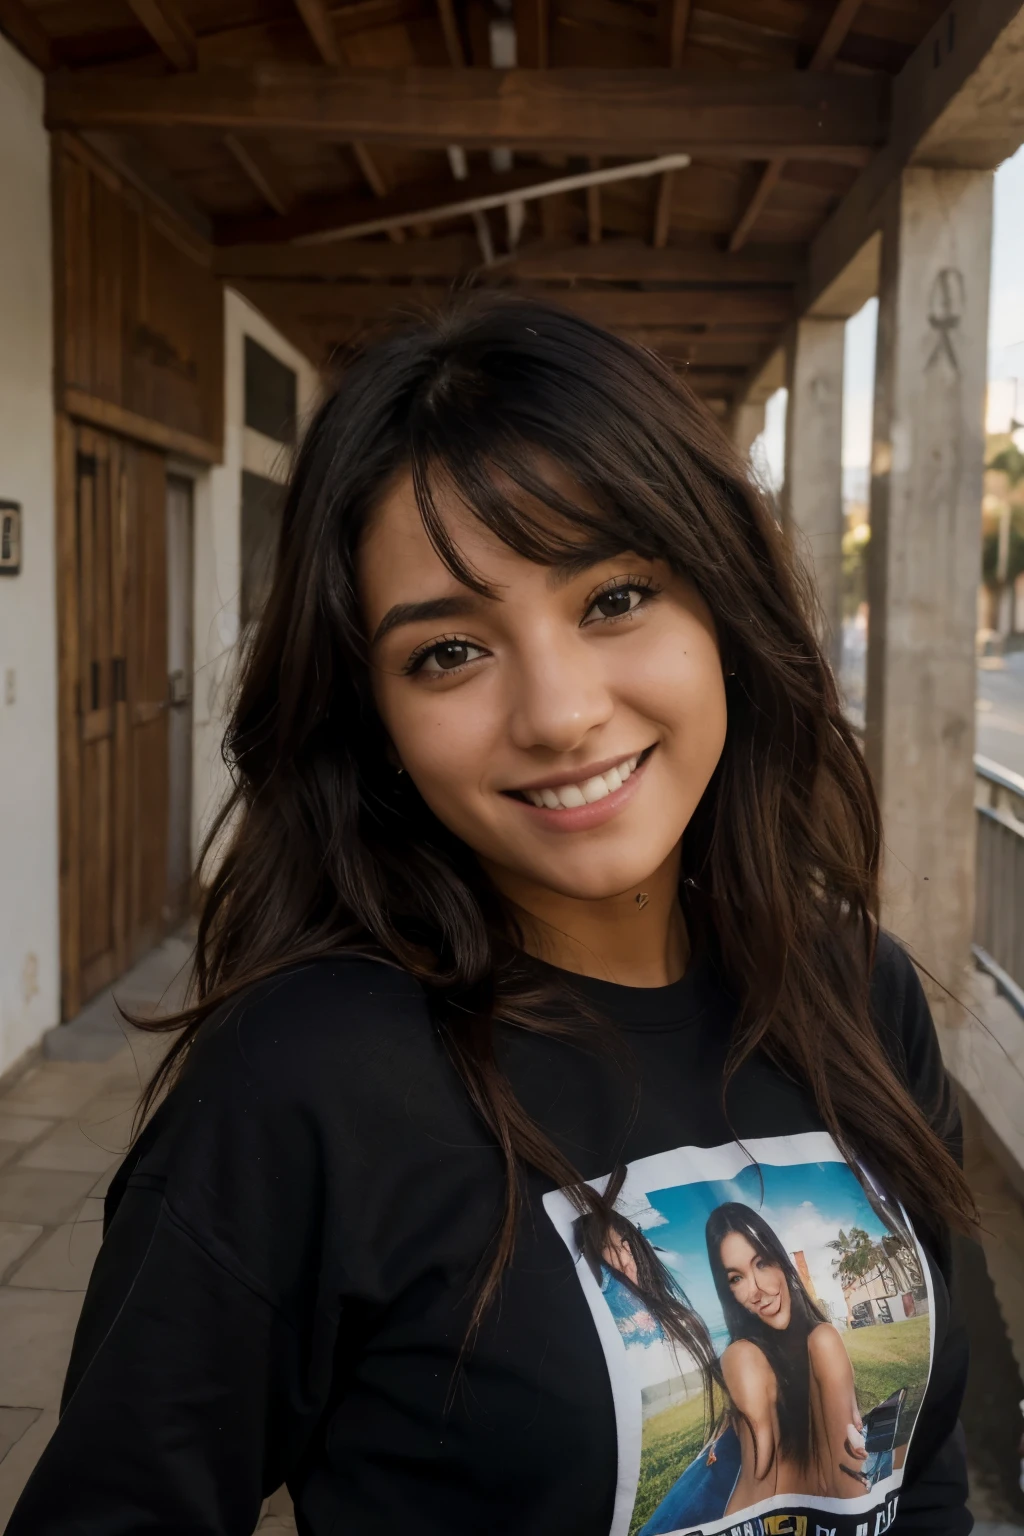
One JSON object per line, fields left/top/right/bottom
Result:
{"left": 0, "top": 0, "right": 1022, "bottom": 1218}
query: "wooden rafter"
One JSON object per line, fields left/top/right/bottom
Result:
{"left": 289, "top": 2, "right": 402, "bottom": 241}
{"left": 0, "top": 0, "right": 53, "bottom": 70}
{"left": 224, "top": 135, "right": 293, "bottom": 217}
{"left": 231, "top": 282, "right": 794, "bottom": 331}
{"left": 728, "top": 0, "right": 865, "bottom": 253}
{"left": 293, "top": 0, "right": 341, "bottom": 65}
{"left": 45, "top": 68, "right": 888, "bottom": 157}
{"left": 513, "top": 0, "right": 548, "bottom": 69}
{"left": 127, "top": 0, "right": 197, "bottom": 70}
{"left": 652, "top": 0, "right": 692, "bottom": 249}
{"left": 586, "top": 158, "right": 602, "bottom": 245}
{"left": 212, "top": 235, "right": 803, "bottom": 284}
{"left": 436, "top": 0, "right": 467, "bottom": 68}
{"left": 218, "top": 154, "right": 690, "bottom": 247}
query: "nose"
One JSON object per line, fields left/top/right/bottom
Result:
{"left": 507, "top": 625, "right": 614, "bottom": 755}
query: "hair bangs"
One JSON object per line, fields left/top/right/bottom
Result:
{"left": 407, "top": 418, "right": 662, "bottom": 596}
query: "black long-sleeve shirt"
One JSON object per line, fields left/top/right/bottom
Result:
{"left": 7, "top": 933, "right": 971, "bottom": 1535}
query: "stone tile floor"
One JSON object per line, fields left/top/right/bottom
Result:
{"left": 0, "top": 938, "right": 1021, "bottom": 1535}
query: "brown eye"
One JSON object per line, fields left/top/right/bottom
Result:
{"left": 433, "top": 642, "right": 471, "bottom": 670}
{"left": 589, "top": 584, "right": 650, "bottom": 622}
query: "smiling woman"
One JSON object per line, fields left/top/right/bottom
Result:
{"left": 8, "top": 295, "right": 976, "bottom": 1536}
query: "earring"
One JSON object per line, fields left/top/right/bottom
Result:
{"left": 635, "top": 892, "right": 649, "bottom": 910}
{"left": 395, "top": 766, "right": 405, "bottom": 777}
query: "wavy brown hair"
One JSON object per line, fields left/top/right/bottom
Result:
{"left": 141, "top": 293, "right": 975, "bottom": 1340}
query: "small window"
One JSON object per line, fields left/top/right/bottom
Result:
{"left": 240, "top": 470, "right": 286, "bottom": 626}
{"left": 244, "top": 336, "right": 297, "bottom": 444}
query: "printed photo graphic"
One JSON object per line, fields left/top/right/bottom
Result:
{"left": 543, "top": 1133, "right": 933, "bottom": 1536}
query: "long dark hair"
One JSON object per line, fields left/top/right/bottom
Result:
{"left": 574, "top": 1167, "right": 724, "bottom": 1436}
{"left": 140, "top": 292, "right": 974, "bottom": 1343}
{"left": 706, "top": 1202, "right": 825, "bottom": 1470}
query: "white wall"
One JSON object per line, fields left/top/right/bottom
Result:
{"left": 0, "top": 35, "right": 59, "bottom": 1075}
{"left": 191, "top": 289, "right": 319, "bottom": 873}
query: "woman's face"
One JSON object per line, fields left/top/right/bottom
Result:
{"left": 360, "top": 468, "right": 728, "bottom": 906}
{"left": 719, "top": 1231, "right": 792, "bottom": 1331}
{"left": 602, "top": 1231, "right": 640, "bottom": 1287}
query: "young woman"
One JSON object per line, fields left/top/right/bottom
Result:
{"left": 705, "top": 1202, "right": 869, "bottom": 1510}
{"left": 9, "top": 295, "right": 974, "bottom": 1536}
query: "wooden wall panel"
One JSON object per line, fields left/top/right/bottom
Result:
{"left": 53, "top": 137, "right": 224, "bottom": 459}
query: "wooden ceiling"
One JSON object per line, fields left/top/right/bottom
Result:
{"left": 4, "top": 0, "right": 951, "bottom": 411}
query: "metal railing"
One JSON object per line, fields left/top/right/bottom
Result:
{"left": 974, "top": 753, "right": 1024, "bottom": 1015}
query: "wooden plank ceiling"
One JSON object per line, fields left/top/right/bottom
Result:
{"left": 5, "top": 0, "right": 950, "bottom": 412}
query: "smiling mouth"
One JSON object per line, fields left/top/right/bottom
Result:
{"left": 506, "top": 746, "right": 656, "bottom": 810}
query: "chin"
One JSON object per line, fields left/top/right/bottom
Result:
{"left": 528, "top": 853, "right": 671, "bottom": 902}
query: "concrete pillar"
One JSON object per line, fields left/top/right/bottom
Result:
{"left": 782, "top": 317, "right": 846, "bottom": 668}
{"left": 865, "top": 167, "right": 993, "bottom": 1009}
{"left": 730, "top": 399, "right": 766, "bottom": 462}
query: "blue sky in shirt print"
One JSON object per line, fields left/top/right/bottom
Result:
{"left": 614, "top": 1158, "right": 892, "bottom": 1355}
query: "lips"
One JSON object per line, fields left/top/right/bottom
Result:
{"left": 506, "top": 747, "right": 653, "bottom": 809}
{"left": 503, "top": 747, "right": 655, "bottom": 833}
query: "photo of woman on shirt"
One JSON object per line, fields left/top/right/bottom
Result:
{"left": 552, "top": 1142, "right": 931, "bottom": 1536}
{"left": 705, "top": 1202, "right": 868, "bottom": 1510}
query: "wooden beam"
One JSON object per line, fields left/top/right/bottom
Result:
{"left": 62, "top": 387, "right": 222, "bottom": 464}
{"left": 233, "top": 281, "right": 795, "bottom": 330}
{"left": 653, "top": 0, "right": 692, "bottom": 247}
{"left": 728, "top": 161, "right": 784, "bottom": 253}
{"left": 514, "top": 0, "right": 548, "bottom": 69}
{"left": 586, "top": 158, "right": 601, "bottom": 245}
{"left": 224, "top": 135, "right": 294, "bottom": 217}
{"left": 436, "top": 0, "right": 467, "bottom": 68}
{"left": 294, "top": 0, "right": 341, "bottom": 64}
{"left": 805, "top": 0, "right": 1024, "bottom": 316}
{"left": 217, "top": 155, "right": 690, "bottom": 246}
{"left": 78, "top": 130, "right": 213, "bottom": 244}
{"left": 45, "top": 68, "right": 889, "bottom": 156}
{"left": 212, "top": 235, "right": 803, "bottom": 285}
{"left": 127, "top": 0, "right": 197, "bottom": 70}
{"left": 0, "top": 0, "right": 53, "bottom": 71}
{"left": 727, "top": 0, "right": 865, "bottom": 252}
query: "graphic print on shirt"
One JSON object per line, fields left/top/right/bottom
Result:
{"left": 543, "top": 1132, "right": 934, "bottom": 1536}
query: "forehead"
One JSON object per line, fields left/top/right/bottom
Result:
{"left": 358, "top": 460, "right": 610, "bottom": 608}
{"left": 720, "top": 1230, "right": 758, "bottom": 1262}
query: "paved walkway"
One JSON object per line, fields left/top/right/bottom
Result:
{"left": 0, "top": 940, "right": 1021, "bottom": 1533}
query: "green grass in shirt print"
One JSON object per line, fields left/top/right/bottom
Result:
{"left": 590, "top": 1155, "right": 933, "bottom": 1536}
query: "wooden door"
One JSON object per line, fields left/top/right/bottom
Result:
{"left": 164, "top": 475, "right": 194, "bottom": 928}
{"left": 126, "top": 443, "right": 170, "bottom": 962}
{"left": 74, "top": 428, "right": 130, "bottom": 1001}
{"left": 62, "top": 425, "right": 172, "bottom": 1012}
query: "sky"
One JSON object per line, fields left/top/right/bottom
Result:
{"left": 757, "top": 144, "right": 1024, "bottom": 491}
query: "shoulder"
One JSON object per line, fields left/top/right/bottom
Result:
{"left": 162, "top": 955, "right": 470, "bottom": 1144}
{"left": 722, "top": 1338, "right": 773, "bottom": 1395}
{"left": 869, "top": 930, "right": 948, "bottom": 1119}
{"left": 186, "top": 956, "right": 431, "bottom": 1090}
{"left": 807, "top": 1321, "right": 849, "bottom": 1369}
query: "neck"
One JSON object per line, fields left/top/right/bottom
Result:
{"left": 482, "top": 846, "right": 689, "bottom": 987}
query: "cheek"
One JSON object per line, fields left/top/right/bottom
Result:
{"left": 374, "top": 671, "right": 498, "bottom": 798}
{"left": 616, "top": 622, "right": 726, "bottom": 753}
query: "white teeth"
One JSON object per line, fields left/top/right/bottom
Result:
{"left": 558, "top": 784, "right": 587, "bottom": 808}
{"left": 520, "top": 753, "right": 646, "bottom": 810}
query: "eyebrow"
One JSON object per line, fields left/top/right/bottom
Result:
{"left": 371, "top": 595, "right": 479, "bottom": 647}
{"left": 371, "top": 548, "right": 633, "bottom": 647}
